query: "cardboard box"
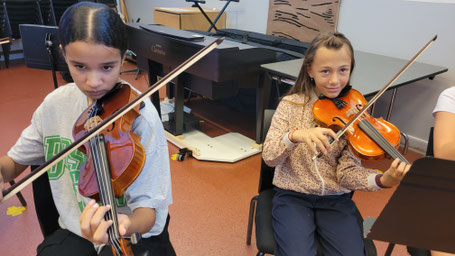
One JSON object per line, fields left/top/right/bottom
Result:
{"left": 154, "top": 7, "right": 226, "bottom": 32}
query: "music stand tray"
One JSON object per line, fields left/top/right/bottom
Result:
{"left": 367, "top": 157, "right": 455, "bottom": 254}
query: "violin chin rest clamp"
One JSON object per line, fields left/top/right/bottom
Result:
{"left": 129, "top": 232, "right": 141, "bottom": 245}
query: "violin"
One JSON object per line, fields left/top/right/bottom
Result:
{"left": 73, "top": 83, "right": 144, "bottom": 255}
{"left": 313, "top": 88, "right": 409, "bottom": 163}
{"left": 73, "top": 83, "right": 145, "bottom": 199}
{"left": 311, "top": 35, "right": 437, "bottom": 163}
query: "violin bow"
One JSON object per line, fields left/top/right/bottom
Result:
{"left": 2, "top": 37, "right": 224, "bottom": 202}
{"left": 313, "top": 35, "right": 437, "bottom": 160}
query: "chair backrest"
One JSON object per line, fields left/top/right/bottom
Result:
{"left": 39, "top": 0, "right": 57, "bottom": 26}
{"left": 0, "top": 2, "right": 12, "bottom": 38}
{"left": 45, "top": 0, "right": 78, "bottom": 26}
{"left": 258, "top": 109, "right": 276, "bottom": 193}
{"left": 4, "top": 0, "right": 43, "bottom": 39}
{"left": 31, "top": 165, "right": 60, "bottom": 237}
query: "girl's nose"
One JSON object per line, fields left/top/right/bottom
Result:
{"left": 86, "top": 72, "right": 103, "bottom": 88}
{"left": 329, "top": 73, "right": 339, "bottom": 85}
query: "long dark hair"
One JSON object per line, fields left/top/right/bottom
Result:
{"left": 287, "top": 32, "right": 355, "bottom": 101}
{"left": 58, "top": 1, "right": 127, "bottom": 56}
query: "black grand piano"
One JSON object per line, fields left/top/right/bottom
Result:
{"left": 126, "top": 23, "right": 307, "bottom": 144}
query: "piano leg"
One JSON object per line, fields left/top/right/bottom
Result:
{"left": 148, "top": 61, "right": 163, "bottom": 117}
{"left": 256, "top": 70, "right": 273, "bottom": 144}
{"left": 173, "top": 76, "right": 185, "bottom": 135}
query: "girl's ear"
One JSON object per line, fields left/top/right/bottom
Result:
{"left": 306, "top": 65, "right": 313, "bottom": 79}
{"left": 60, "top": 45, "right": 67, "bottom": 60}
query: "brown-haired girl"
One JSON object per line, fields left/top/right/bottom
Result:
{"left": 263, "top": 32, "right": 411, "bottom": 255}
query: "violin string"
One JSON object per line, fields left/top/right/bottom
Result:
{"left": 358, "top": 120, "right": 400, "bottom": 159}
{"left": 90, "top": 136, "right": 122, "bottom": 254}
{"left": 359, "top": 120, "right": 409, "bottom": 164}
{"left": 97, "top": 136, "right": 123, "bottom": 253}
{"left": 358, "top": 120, "right": 395, "bottom": 156}
{"left": 89, "top": 102, "right": 124, "bottom": 254}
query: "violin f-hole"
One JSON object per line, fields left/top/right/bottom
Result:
{"left": 106, "top": 121, "right": 115, "bottom": 132}
{"left": 332, "top": 116, "right": 347, "bottom": 126}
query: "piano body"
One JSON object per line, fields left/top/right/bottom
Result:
{"left": 126, "top": 23, "right": 303, "bottom": 161}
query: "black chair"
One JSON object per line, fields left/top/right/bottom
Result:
{"left": 0, "top": 0, "right": 44, "bottom": 68}
{"left": 0, "top": 1, "right": 12, "bottom": 68}
{"left": 3, "top": 0, "right": 44, "bottom": 38}
{"left": 39, "top": 0, "right": 58, "bottom": 26}
{"left": 246, "top": 109, "right": 377, "bottom": 256}
{"left": 31, "top": 165, "right": 60, "bottom": 237}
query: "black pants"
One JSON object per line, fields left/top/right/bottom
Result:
{"left": 37, "top": 215, "right": 176, "bottom": 256}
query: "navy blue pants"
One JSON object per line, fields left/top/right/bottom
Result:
{"left": 272, "top": 188, "right": 366, "bottom": 256}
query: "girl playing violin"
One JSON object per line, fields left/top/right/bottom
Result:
{"left": 0, "top": 2, "right": 174, "bottom": 255}
{"left": 262, "top": 32, "right": 411, "bottom": 256}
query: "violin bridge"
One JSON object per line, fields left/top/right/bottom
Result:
{"left": 84, "top": 116, "right": 103, "bottom": 131}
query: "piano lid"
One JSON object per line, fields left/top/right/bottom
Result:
{"left": 130, "top": 23, "right": 263, "bottom": 51}
{"left": 139, "top": 24, "right": 204, "bottom": 42}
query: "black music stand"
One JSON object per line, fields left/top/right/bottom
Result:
{"left": 367, "top": 157, "right": 455, "bottom": 255}
{"left": 186, "top": 0, "right": 239, "bottom": 32}
{"left": 19, "top": 24, "right": 68, "bottom": 89}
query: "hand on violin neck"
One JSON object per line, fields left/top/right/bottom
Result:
{"left": 380, "top": 158, "right": 411, "bottom": 187}
{"left": 80, "top": 199, "right": 131, "bottom": 245}
{"left": 291, "top": 127, "right": 338, "bottom": 155}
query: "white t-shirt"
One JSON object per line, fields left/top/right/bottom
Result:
{"left": 433, "top": 86, "right": 455, "bottom": 116}
{"left": 8, "top": 83, "right": 172, "bottom": 244}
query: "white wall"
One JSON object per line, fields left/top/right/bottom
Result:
{"left": 126, "top": 0, "right": 454, "bottom": 152}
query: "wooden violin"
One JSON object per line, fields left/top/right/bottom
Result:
{"left": 73, "top": 83, "right": 145, "bottom": 199}
{"left": 313, "top": 88, "right": 408, "bottom": 163}
{"left": 312, "top": 35, "right": 437, "bottom": 164}
{"left": 73, "top": 83, "right": 144, "bottom": 255}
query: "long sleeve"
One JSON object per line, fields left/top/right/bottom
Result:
{"left": 262, "top": 98, "right": 296, "bottom": 167}
{"left": 336, "top": 146, "right": 381, "bottom": 192}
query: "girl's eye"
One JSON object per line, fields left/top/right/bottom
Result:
{"left": 102, "top": 66, "right": 113, "bottom": 71}
{"left": 340, "top": 68, "right": 349, "bottom": 73}
{"left": 75, "top": 65, "right": 85, "bottom": 70}
{"left": 321, "top": 70, "right": 329, "bottom": 74}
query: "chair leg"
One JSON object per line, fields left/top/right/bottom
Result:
{"left": 246, "top": 195, "right": 258, "bottom": 245}
{"left": 134, "top": 69, "right": 142, "bottom": 80}
{"left": 2, "top": 43, "right": 11, "bottom": 68}
{"left": 385, "top": 243, "right": 395, "bottom": 256}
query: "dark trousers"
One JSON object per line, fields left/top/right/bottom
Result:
{"left": 37, "top": 215, "right": 176, "bottom": 256}
{"left": 272, "top": 188, "right": 366, "bottom": 256}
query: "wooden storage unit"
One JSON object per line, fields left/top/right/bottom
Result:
{"left": 154, "top": 7, "right": 226, "bottom": 32}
